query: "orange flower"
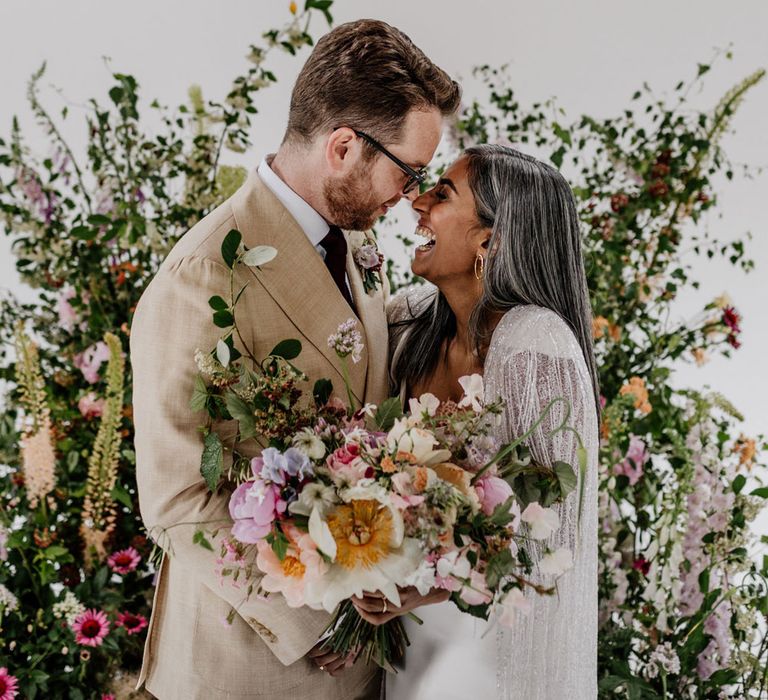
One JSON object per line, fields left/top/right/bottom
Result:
{"left": 619, "top": 376, "right": 652, "bottom": 415}
{"left": 289, "top": 1, "right": 297, "bottom": 13}
{"left": 592, "top": 316, "right": 609, "bottom": 339}
{"left": 734, "top": 434, "right": 757, "bottom": 470}
{"left": 608, "top": 323, "right": 621, "bottom": 343}
{"left": 412, "top": 467, "right": 428, "bottom": 493}
{"left": 691, "top": 348, "right": 708, "bottom": 366}
{"left": 395, "top": 451, "right": 419, "bottom": 464}
{"left": 380, "top": 456, "right": 398, "bottom": 473}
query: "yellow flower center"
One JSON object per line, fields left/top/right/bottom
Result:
{"left": 326, "top": 499, "right": 393, "bottom": 570}
{"left": 281, "top": 555, "right": 306, "bottom": 578}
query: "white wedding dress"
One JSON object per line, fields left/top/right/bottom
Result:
{"left": 386, "top": 286, "right": 598, "bottom": 700}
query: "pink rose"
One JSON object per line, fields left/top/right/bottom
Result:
{"left": 326, "top": 443, "right": 373, "bottom": 485}
{"left": 614, "top": 435, "right": 648, "bottom": 486}
{"left": 228, "top": 479, "right": 280, "bottom": 543}
{"left": 475, "top": 475, "right": 513, "bottom": 516}
{"left": 78, "top": 392, "right": 106, "bottom": 419}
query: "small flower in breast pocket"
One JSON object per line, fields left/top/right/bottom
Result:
{"left": 350, "top": 235, "right": 385, "bottom": 294}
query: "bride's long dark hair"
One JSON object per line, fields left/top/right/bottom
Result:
{"left": 390, "top": 144, "right": 600, "bottom": 412}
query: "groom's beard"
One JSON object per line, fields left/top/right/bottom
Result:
{"left": 323, "top": 163, "right": 384, "bottom": 231}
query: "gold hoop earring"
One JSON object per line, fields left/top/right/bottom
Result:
{"left": 474, "top": 253, "right": 485, "bottom": 280}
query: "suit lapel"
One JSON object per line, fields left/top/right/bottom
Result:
{"left": 346, "top": 231, "right": 389, "bottom": 406}
{"left": 230, "top": 170, "right": 368, "bottom": 405}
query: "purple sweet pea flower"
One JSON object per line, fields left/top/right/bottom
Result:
{"left": 229, "top": 478, "right": 280, "bottom": 543}
{"left": 253, "top": 447, "right": 314, "bottom": 486}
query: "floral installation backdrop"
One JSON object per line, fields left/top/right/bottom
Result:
{"left": 0, "top": 1, "right": 766, "bottom": 698}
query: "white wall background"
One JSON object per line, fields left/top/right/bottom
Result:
{"left": 1, "top": 0, "right": 766, "bottom": 538}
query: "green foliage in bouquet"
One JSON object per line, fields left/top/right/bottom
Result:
{"left": 0, "top": 4, "right": 334, "bottom": 697}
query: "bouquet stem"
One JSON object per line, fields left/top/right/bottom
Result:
{"left": 321, "top": 600, "right": 412, "bottom": 672}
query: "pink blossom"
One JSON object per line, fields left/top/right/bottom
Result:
{"left": 459, "top": 570, "right": 492, "bottom": 606}
{"left": 102, "top": 695, "right": 116, "bottom": 700}
{"left": 475, "top": 476, "right": 513, "bottom": 516}
{"left": 613, "top": 435, "right": 648, "bottom": 486}
{"left": 390, "top": 493, "right": 425, "bottom": 510}
{"left": 499, "top": 588, "right": 532, "bottom": 626}
{"left": 107, "top": 547, "right": 141, "bottom": 574}
{"left": 72, "top": 609, "right": 110, "bottom": 647}
{"left": 73, "top": 341, "right": 111, "bottom": 384}
{"left": 434, "top": 550, "right": 468, "bottom": 591}
{"left": 0, "top": 667, "right": 19, "bottom": 700}
{"left": 326, "top": 443, "right": 373, "bottom": 485}
{"left": 78, "top": 392, "right": 106, "bottom": 419}
{"left": 215, "top": 538, "right": 246, "bottom": 588}
{"left": 229, "top": 479, "right": 280, "bottom": 543}
{"left": 56, "top": 289, "right": 79, "bottom": 331}
{"left": 115, "top": 611, "right": 148, "bottom": 635}
{"left": 390, "top": 471, "right": 412, "bottom": 495}
{"left": 0, "top": 667, "right": 18, "bottom": 700}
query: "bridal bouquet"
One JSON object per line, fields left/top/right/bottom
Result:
{"left": 188, "top": 231, "right": 584, "bottom": 668}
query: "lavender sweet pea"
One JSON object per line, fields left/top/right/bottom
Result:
{"left": 254, "top": 447, "right": 314, "bottom": 485}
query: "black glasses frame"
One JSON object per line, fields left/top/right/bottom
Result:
{"left": 335, "top": 127, "right": 427, "bottom": 194}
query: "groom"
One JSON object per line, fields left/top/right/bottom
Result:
{"left": 130, "top": 19, "right": 459, "bottom": 700}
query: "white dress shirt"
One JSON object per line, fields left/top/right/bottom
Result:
{"left": 257, "top": 155, "right": 353, "bottom": 299}
{"left": 257, "top": 155, "right": 330, "bottom": 260}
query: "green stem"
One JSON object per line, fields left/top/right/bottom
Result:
{"left": 229, "top": 264, "right": 259, "bottom": 366}
{"left": 339, "top": 356, "right": 357, "bottom": 411}
{"left": 471, "top": 397, "right": 567, "bottom": 484}
{"left": 26, "top": 65, "right": 93, "bottom": 214}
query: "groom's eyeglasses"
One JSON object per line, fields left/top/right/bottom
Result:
{"left": 336, "top": 127, "right": 427, "bottom": 195}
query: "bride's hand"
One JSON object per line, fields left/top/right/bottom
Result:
{"left": 351, "top": 586, "right": 450, "bottom": 626}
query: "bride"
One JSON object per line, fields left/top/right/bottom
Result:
{"left": 352, "top": 144, "right": 599, "bottom": 699}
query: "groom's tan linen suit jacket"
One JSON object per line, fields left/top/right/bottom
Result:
{"left": 130, "top": 169, "right": 389, "bottom": 699}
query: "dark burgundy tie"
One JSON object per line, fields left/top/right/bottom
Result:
{"left": 320, "top": 225, "right": 355, "bottom": 310}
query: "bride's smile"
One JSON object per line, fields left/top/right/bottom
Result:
{"left": 410, "top": 157, "right": 490, "bottom": 287}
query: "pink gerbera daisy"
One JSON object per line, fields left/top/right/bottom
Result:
{"left": 72, "top": 609, "right": 110, "bottom": 647}
{"left": 0, "top": 668, "right": 19, "bottom": 700}
{"left": 115, "top": 611, "right": 148, "bottom": 635}
{"left": 107, "top": 546, "right": 141, "bottom": 574}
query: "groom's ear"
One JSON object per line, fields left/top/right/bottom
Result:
{"left": 325, "top": 127, "right": 358, "bottom": 174}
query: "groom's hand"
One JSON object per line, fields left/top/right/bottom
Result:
{"left": 351, "top": 586, "right": 451, "bottom": 626}
{"left": 308, "top": 639, "right": 358, "bottom": 677}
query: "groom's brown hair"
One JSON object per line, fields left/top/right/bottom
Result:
{"left": 284, "top": 19, "right": 460, "bottom": 147}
